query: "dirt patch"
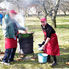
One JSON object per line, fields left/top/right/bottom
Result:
{"left": 0, "top": 52, "right": 4, "bottom": 61}
{"left": 0, "top": 52, "right": 4, "bottom": 54}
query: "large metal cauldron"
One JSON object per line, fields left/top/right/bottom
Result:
{"left": 18, "top": 32, "right": 34, "bottom": 55}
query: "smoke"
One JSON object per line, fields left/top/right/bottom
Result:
{"left": 1, "top": 0, "right": 34, "bottom": 32}
{"left": 23, "top": 0, "right": 33, "bottom": 6}
{"left": 14, "top": 10, "right": 25, "bottom": 27}
{"left": 2, "top": 10, "right": 25, "bottom": 34}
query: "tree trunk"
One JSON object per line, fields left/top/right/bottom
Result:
{"left": 51, "top": 0, "right": 60, "bottom": 28}
{"left": 51, "top": 17, "right": 56, "bottom": 28}
{"left": 64, "top": 11, "right": 66, "bottom": 15}
{"left": 51, "top": 10, "right": 57, "bottom": 28}
{"left": 44, "top": 14, "right": 47, "bottom": 20}
{"left": 37, "top": 12, "right": 40, "bottom": 19}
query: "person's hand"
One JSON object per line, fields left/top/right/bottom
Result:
{"left": 42, "top": 44, "right": 46, "bottom": 50}
{"left": 25, "top": 30, "right": 27, "bottom": 34}
{"left": 42, "top": 45, "right": 45, "bottom": 50}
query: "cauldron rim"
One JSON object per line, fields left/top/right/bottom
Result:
{"left": 19, "top": 32, "right": 34, "bottom": 34}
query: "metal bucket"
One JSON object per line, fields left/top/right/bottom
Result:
{"left": 18, "top": 32, "right": 34, "bottom": 54}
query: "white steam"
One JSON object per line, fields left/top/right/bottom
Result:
{"left": 14, "top": 10, "right": 25, "bottom": 27}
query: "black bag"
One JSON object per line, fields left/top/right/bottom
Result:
{"left": 38, "top": 41, "right": 45, "bottom": 51}
{"left": 38, "top": 41, "right": 45, "bottom": 47}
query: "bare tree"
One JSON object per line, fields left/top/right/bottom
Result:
{"left": 33, "top": 0, "right": 60, "bottom": 28}
{"left": 8, "top": 0, "right": 33, "bottom": 16}
{"left": 50, "top": 0, "right": 60, "bottom": 28}
{"left": 0, "top": 0, "right": 33, "bottom": 16}
{"left": 59, "top": 0, "right": 69, "bottom": 15}
{"left": 34, "top": 0, "right": 51, "bottom": 19}
{"left": 0, "top": 0, "right": 61, "bottom": 28}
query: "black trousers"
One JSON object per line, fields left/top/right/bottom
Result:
{"left": 3, "top": 47, "right": 16, "bottom": 63}
{"left": 47, "top": 55, "right": 57, "bottom": 63}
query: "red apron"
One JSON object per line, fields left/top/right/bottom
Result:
{"left": 43, "top": 31, "right": 60, "bottom": 56}
{"left": 5, "top": 36, "right": 17, "bottom": 49}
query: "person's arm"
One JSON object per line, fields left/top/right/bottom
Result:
{"left": 42, "top": 37, "right": 50, "bottom": 50}
{"left": 44, "top": 37, "right": 50, "bottom": 45}
{"left": 14, "top": 20, "right": 26, "bottom": 30}
{"left": 16, "top": 22, "right": 26, "bottom": 31}
{"left": 16, "top": 21, "right": 28, "bottom": 34}
{"left": 16, "top": 22, "right": 27, "bottom": 33}
{"left": 11, "top": 19, "right": 27, "bottom": 33}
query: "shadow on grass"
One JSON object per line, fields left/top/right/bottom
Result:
{"left": 27, "top": 24, "right": 69, "bottom": 30}
{"left": 52, "top": 45, "right": 69, "bottom": 68}
{"left": 27, "top": 25, "right": 41, "bottom": 29}
{"left": 57, "top": 24, "right": 69, "bottom": 29}
{"left": 14, "top": 47, "right": 69, "bottom": 69}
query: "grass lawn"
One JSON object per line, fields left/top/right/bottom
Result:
{"left": 0, "top": 16, "right": 69, "bottom": 69}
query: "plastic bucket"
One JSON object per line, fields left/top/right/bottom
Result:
{"left": 38, "top": 53, "right": 48, "bottom": 63}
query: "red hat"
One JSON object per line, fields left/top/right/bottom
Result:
{"left": 9, "top": 10, "right": 17, "bottom": 14}
{"left": 40, "top": 18, "right": 46, "bottom": 22}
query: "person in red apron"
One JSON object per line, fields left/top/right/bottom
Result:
{"left": 1, "top": 10, "right": 27, "bottom": 65}
{"left": 40, "top": 18, "right": 60, "bottom": 67}
{"left": 0, "top": 14, "right": 17, "bottom": 65}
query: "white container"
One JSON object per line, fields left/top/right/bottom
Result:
{"left": 38, "top": 53, "right": 48, "bottom": 63}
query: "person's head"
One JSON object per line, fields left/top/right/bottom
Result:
{"left": 40, "top": 18, "right": 47, "bottom": 26}
{"left": 9, "top": 10, "right": 17, "bottom": 18}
